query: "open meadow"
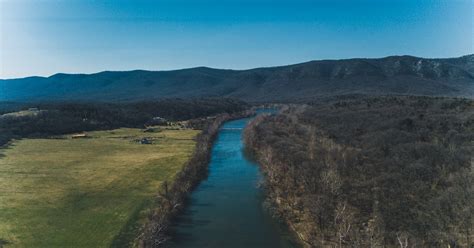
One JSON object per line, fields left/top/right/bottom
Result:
{"left": 0, "top": 127, "right": 199, "bottom": 247}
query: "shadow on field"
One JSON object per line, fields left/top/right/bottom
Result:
{"left": 0, "top": 142, "right": 16, "bottom": 158}
{"left": 0, "top": 238, "right": 11, "bottom": 248}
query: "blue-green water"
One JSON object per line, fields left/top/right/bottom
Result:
{"left": 168, "top": 116, "right": 296, "bottom": 248}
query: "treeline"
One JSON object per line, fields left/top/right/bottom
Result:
{"left": 0, "top": 98, "right": 248, "bottom": 146}
{"left": 244, "top": 96, "right": 473, "bottom": 247}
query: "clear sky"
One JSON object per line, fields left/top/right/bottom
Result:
{"left": 0, "top": 0, "right": 472, "bottom": 79}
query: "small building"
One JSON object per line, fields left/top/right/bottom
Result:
{"left": 147, "top": 117, "right": 168, "bottom": 126}
{"left": 71, "top": 133, "right": 88, "bottom": 139}
{"left": 140, "top": 138, "right": 152, "bottom": 144}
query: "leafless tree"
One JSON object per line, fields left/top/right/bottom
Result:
{"left": 396, "top": 232, "right": 409, "bottom": 248}
{"left": 335, "top": 202, "right": 353, "bottom": 247}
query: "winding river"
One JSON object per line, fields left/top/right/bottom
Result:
{"left": 168, "top": 114, "right": 297, "bottom": 248}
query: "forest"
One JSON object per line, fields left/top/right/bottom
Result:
{"left": 0, "top": 98, "right": 248, "bottom": 146}
{"left": 244, "top": 96, "right": 473, "bottom": 247}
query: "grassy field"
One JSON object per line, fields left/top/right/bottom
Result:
{"left": 0, "top": 127, "right": 199, "bottom": 247}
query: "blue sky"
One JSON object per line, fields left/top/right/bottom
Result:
{"left": 0, "top": 0, "right": 472, "bottom": 78}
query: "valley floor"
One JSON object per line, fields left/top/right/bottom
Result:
{"left": 0, "top": 127, "right": 199, "bottom": 247}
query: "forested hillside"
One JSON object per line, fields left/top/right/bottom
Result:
{"left": 2, "top": 55, "right": 473, "bottom": 102}
{"left": 244, "top": 96, "right": 473, "bottom": 247}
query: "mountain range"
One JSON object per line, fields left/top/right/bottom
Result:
{"left": 1, "top": 54, "right": 473, "bottom": 102}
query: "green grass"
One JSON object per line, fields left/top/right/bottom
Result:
{"left": 0, "top": 128, "right": 199, "bottom": 247}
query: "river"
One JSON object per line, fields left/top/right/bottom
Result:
{"left": 167, "top": 114, "right": 297, "bottom": 248}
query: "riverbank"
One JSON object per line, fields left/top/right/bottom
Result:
{"left": 136, "top": 110, "right": 255, "bottom": 247}
{"left": 243, "top": 114, "right": 316, "bottom": 248}
{"left": 165, "top": 110, "right": 296, "bottom": 248}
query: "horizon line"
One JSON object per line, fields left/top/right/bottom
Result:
{"left": 2, "top": 53, "right": 472, "bottom": 80}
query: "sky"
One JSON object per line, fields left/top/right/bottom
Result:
{"left": 0, "top": 0, "right": 472, "bottom": 79}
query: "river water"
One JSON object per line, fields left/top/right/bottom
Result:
{"left": 167, "top": 115, "right": 297, "bottom": 248}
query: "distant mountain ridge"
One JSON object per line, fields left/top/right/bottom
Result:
{"left": 1, "top": 54, "right": 473, "bottom": 102}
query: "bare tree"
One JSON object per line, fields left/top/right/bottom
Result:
{"left": 396, "top": 232, "right": 409, "bottom": 248}
{"left": 335, "top": 202, "right": 353, "bottom": 247}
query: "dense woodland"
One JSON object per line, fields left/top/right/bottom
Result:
{"left": 0, "top": 98, "right": 248, "bottom": 146}
{"left": 244, "top": 96, "right": 473, "bottom": 247}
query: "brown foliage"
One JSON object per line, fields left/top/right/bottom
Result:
{"left": 244, "top": 96, "right": 474, "bottom": 247}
